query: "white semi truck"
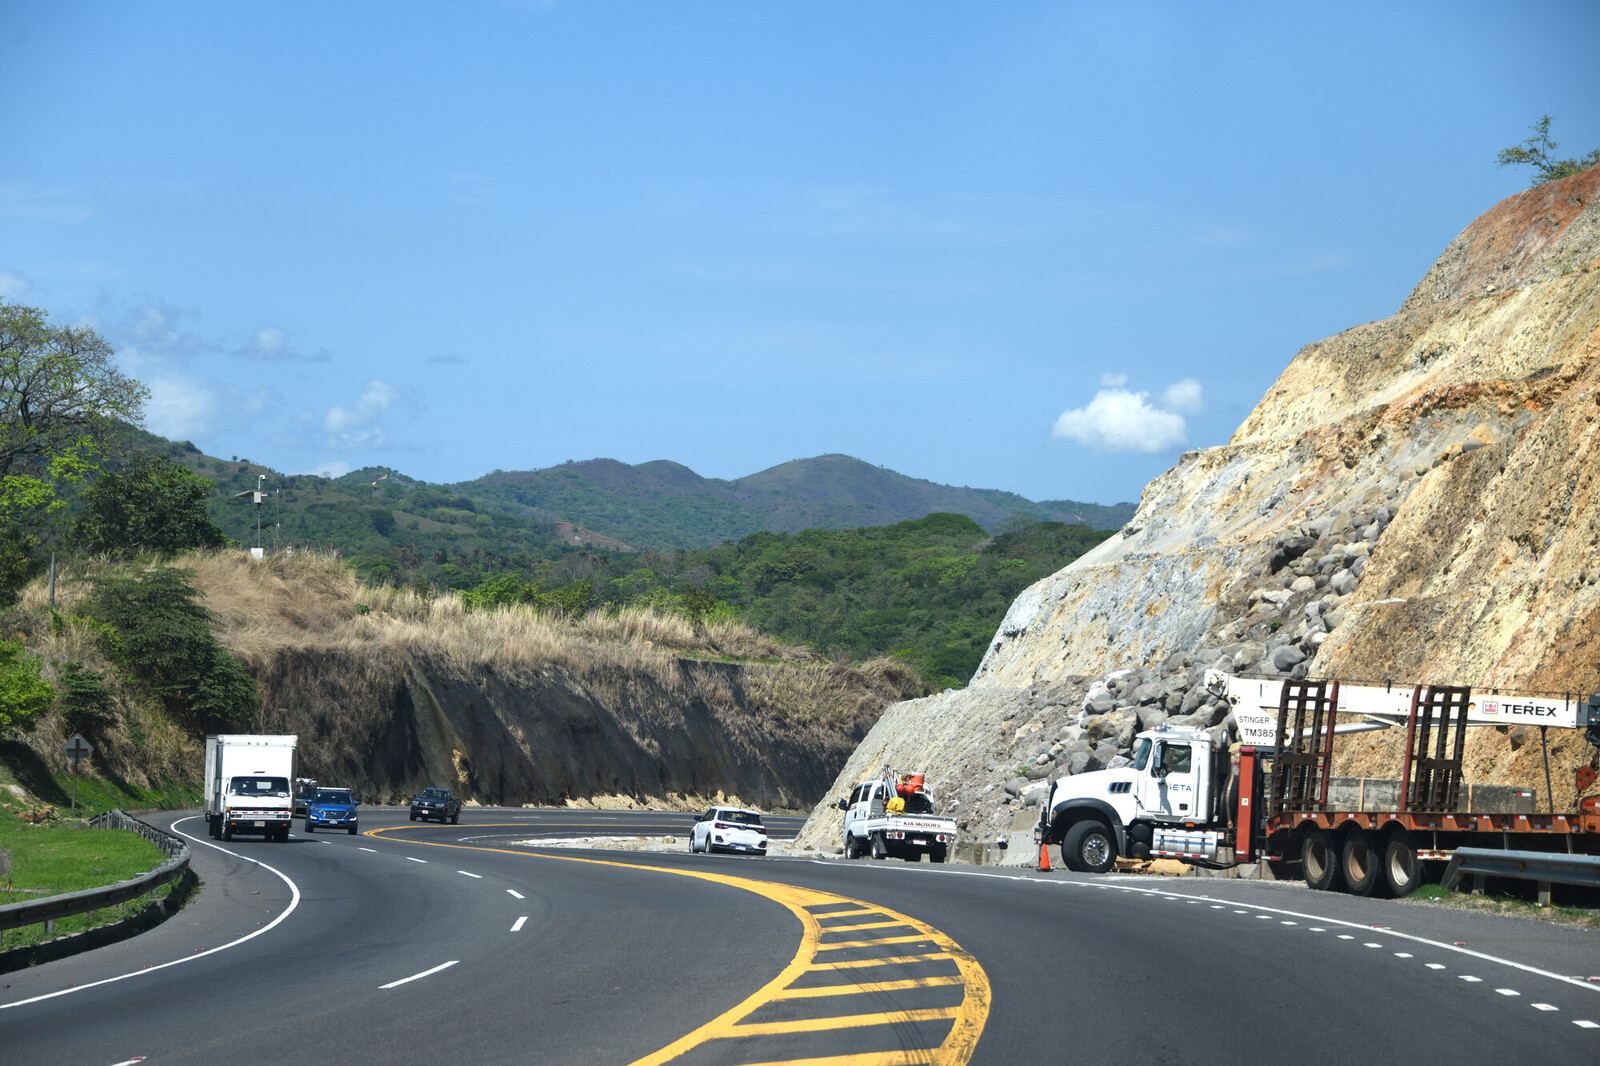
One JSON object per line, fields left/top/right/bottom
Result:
{"left": 205, "top": 734, "right": 299, "bottom": 842}
{"left": 837, "top": 771, "right": 958, "bottom": 862}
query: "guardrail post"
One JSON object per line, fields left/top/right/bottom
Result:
{"left": 1538, "top": 880, "right": 1551, "bottom": 906}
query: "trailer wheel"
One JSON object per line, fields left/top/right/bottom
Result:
{"left": 1341, "top": 828, "right": 1382, "bottom": 897}
{"left": 871, "top": 832, "right": 888, "bottom": 860}
{"left": 1063, "top": 820, "right": 1117, "bottom": 874}
{"left": 1381, "top": 830, "right": 1424, "bottom": 898}
{"left": 1302, "top": 828, "right": 1343, "bottom": 891}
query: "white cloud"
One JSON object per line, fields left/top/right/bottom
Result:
{"left": 0, "top": 183, "right": 91, "bottom": 224}
{"left": 1052, "top": 376, "right": 1204, "bottom": 454}
{"left": 144, "top": 376, "right": 276, "bottom": 441}
{"left": 1160, "top": 378, "right": 1204, "bottom": 415}
{"left": 290, "top": 460, "right": 351, "bottom": 478}
{"left": 323, "top": 379, "right": 404, "bottom": 448}
{"left": 235, "top": 325, "right": 301, "bottom": 361}
{"left": 0, "top": 269, "right": 32, "bottom": 299}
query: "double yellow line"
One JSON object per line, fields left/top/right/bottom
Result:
{"left": 368, "top": 826, "right": 990, "bottom": 1064}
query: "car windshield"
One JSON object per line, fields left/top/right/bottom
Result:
{"left": 718, "top": 811, "right": 762, "bottom": 825}
{"left": 229, "top": 776, "right": 289, "bottom": 797}
{"left": 419, "top": 789, "right": 449, "bottom": 799}
{"left": 314, "top": 790, "right": 353, "bottom": 804}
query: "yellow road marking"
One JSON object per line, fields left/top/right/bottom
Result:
{"left": 365, "top": 827, "right": 990, "bottom": 1064}
{"left": 733, "top": 1006, "right": 959, "bottom": 1036}
{"left": 775, "top": 976, "right": 964, "bottom": 999}
{"left": 807, "top": 953, "right": 953, "bottom": 970}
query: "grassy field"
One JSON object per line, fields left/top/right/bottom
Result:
{"left": 0, "top": 770, "right": 196, "bottom": 952}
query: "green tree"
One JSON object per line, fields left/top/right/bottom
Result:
{"left": 74, "top": 451, "right": 227, "bottom": 557}
{"left": 80, "top": 566, "right": 259, "bottom": 732}
{"left": 0, "top": 302, "right": 148, "bottom": 527}
{"left": 1497, "top": 115, "right": 1600, "bottom": 186}
{"left": 0, "top": 639, "right": 54, "bottom": 732}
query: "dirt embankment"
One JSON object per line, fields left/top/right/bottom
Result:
{"left": 8, "top": 552, "right": 919, "bottom": 811}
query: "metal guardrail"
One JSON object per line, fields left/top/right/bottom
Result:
{"left": 1441, "top": 847, "right": 1600, "bottom": 905}
{"left": 0, "top": 809, "right": 191, "bottom": 933}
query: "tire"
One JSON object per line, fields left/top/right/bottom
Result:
{"left": 409, "top": 811, "right": 417, "bottom": 822}
{"left": 451, "top": 812, "right": 459, "bottom": 825}
{"left": 1381, "top": 831, "right": 1424, "bottom": 897}
{"left": 871, "top": 832, "right": 888, "bottom": 860}
{"left": 222, "top": 821, "right": 233, "bottom": 842}
{"left": 348, "top": 826, "right": 357, "bottom": 836}
{"left": 1302, "top": 828, "right": 1343, "bottom": 891}
{"left": 1341, "top": 828, "right": 1382, "bottom": 897}
{"left": 1063, "top": 820, "right": 1117, "bottom": 874}
{"left": 843, "top": 833, "right": 859, "bottom": 859}
{"left": 305, "top": 822, "right": 314, "bottom": 834}
{"left": 930, "top": 847, "right": 947, "bottom": 864}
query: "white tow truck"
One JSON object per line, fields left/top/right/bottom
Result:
{"left": 205, "top": 734, "right": 299, "bottom": 842}
{"left": 836, "top": 771, "right": 957, "bottom": 862}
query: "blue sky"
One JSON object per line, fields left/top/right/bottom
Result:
{"left": 4, "top": 2, "right": 1598, "bottom": 506}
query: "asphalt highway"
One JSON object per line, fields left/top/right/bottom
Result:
{"left": 3, "top": 806, "right": 1598, "bottom": 1065}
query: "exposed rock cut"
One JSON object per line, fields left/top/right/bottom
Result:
{"left": 795, "top": 169, "right": 1600, "bottom": 855}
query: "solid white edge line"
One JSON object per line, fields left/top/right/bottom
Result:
{"left": 380, "top": 960, "right": 458, "bottom": 989}
{"left": 0, "top": 815, "right": 303, "bottom": 1012}
{"left": 511, "top": 916, "right": 527, "bottom": 932}
{"left": 829, "top": 861, "right": 1600, "bottom": 996}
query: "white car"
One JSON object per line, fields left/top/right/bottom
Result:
{"left": 690, "top": 806, "right": 768, "bottom": 855}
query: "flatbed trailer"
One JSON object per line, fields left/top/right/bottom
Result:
{"left": 1230, "top": 678, "right": 1600, "bottom": 895}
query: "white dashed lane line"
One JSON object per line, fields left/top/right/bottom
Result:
{"left": 380, "top": 960, "right": 458, "bottom": 989}
{"left": 458, "top": 870, "right": 482, "bottom": 879}
{"left": 406, "top": 857, "right": 427, "bottom": 864}
{"left": 1024, "top": 875, "right": 1600, "bottom": 1034}
{"left": 507, "top": 889, "right": 525, "bottom": 899}
{"left": 511, "top": 917, "right": 527, "bottom": 932}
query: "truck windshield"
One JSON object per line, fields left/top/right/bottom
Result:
{"left": 1132, "top": 739, "right": 1152, "bottom": 771}
{"left": 230, "top": 777, "right": 290, "bottom": 797}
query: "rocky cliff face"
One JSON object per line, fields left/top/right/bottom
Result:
{"left": 795, "top": 169, "right": 1600, "bottom": 852}
{"left": 251, "top": 645, "right": 898, "bottom": 810}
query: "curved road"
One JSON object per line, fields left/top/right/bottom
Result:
{"left": 2, "top": 806, "right": 1598, "bottom": 1064}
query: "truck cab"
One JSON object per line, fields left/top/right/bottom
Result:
{"left": 1041, "top": 725, "right": 1224, "bottom": 872}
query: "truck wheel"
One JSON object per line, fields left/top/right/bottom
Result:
{"left": 843, "top": 833, "right": 859, "bottom": 859}
{"left": 409, "top": 811, "right": 417, "bottom": 822}
{"left": 1302, "top": 828, "right": 1343, "bottom": 891}
{"left": 222, "top": 821, "right": 233, "bottom": 842}
{"left": 1341, "top": 829, "right": 1382, "bottom": 897}
{"left": 1063, "top": 820, "right": 1117, "bottom": 874}
{"left": 930, "top": 847, "right": 947, "bottom": 864}
{"left": 1381, "top": 831, "right": 1423, "bottom": 897}
{"left": 451, "top": 812, "right": 459, "bottom": 825}
{"left": 871, "top": 833, "right": 888, "bottom": 860}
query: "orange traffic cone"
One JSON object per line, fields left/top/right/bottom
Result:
{"left": 1037, "top": 839, "right": 1052, "bottom": 872}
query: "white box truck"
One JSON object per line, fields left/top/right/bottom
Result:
{"left": 205, "top": 734, "right": 298, "bottom": 842}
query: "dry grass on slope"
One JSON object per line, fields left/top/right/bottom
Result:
{"left": 173, "top": 549, "right": 806, "bottom": 674}
{"left": 170, "top": 550, "right": 915, "bottom": 730}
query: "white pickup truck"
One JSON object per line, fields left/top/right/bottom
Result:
{"left": 836, "top": 773, "right": 957, "bottom": 863}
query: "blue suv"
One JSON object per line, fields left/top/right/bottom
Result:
{"left": 305, "top": 787, "right": 360, "bottom": 835}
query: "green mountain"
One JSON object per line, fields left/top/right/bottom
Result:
{"left": 471, "top": 453, "right": 1134, "bottom": 550}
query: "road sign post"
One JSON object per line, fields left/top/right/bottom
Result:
{"left": 62, "top": 734, "right": 93, "bottom": 811}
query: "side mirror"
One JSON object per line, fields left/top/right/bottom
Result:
{"left": 837, "top": 797, "right": 848, "bottom": 810}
